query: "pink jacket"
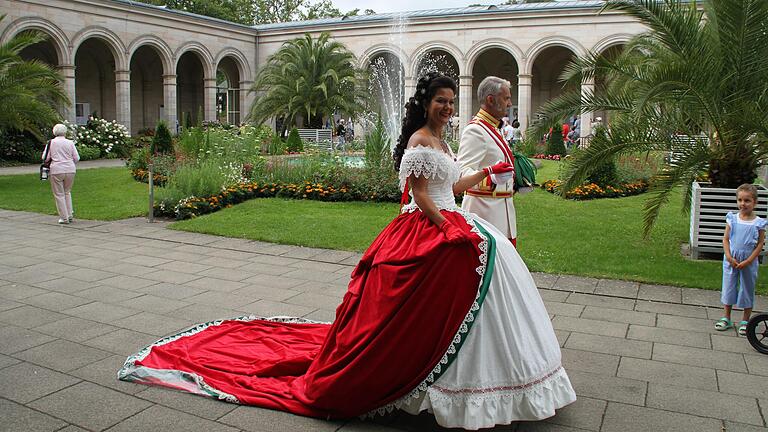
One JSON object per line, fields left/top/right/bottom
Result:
{"left": 44, "top": 137, "right": 80, "bottom": 175}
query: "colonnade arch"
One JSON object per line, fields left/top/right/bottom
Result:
{"left": 177, "top": 51, "right": 205, "bottom": 127}
{"left": 592, "top": 43, "right": 627, "bottom": 127}
{"left": 2, "top": 17, "right": 70, "bottom": 67}
{"left": 216, "top": 56, "right": 242, "bottom": 125}
{"left": 130, "top": 45, "right": 165, "bottom": 134}
{"left": 74, "top": 38, "right": 118, "bottom": 122}
{"left": 19, "top": 35, "right": 59, "bottom": 65}
{"left": 529, "top": 45, "right": 578, "bottom": 124}
{"left": 470, "top": 47, "right": 520, "bottom": 121}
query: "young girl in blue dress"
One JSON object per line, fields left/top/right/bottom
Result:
{"left": 715, "top": 184, "right": 766, "bottom": 335}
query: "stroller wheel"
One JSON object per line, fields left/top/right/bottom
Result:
{"left": 746, "top": 314, "right": 768, "bottom": 354}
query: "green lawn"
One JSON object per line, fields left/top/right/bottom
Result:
{"left": 171, "top": 199, "right": 399, "bottom": 251}
{"left": 1, "top": 164, "right": 757, "bottom": 291}
{"left": 0, "top": 167, "right": 148, "bottom": 220}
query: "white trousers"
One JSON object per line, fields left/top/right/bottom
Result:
{"left": 50, "top": 172, "right": 75, "bottom": 219}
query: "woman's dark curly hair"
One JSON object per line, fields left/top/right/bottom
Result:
{"left": 393, "top": 72, "right": 457, "bottom": 171}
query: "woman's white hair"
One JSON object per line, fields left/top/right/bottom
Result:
{"left": 477, "top": 76, "right": 510, "bottom": 104}
{"left": 52, "top": 123, "right": 68, "bottom": 137}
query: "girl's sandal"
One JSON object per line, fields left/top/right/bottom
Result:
{"left": 715, "top": 317, "right": 733, "bottom": 331}
{"left": 739, "top": 320, "right": 749, "bottom": 336}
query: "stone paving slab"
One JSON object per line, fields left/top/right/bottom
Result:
{"left": 3, "top": 209, "right": 768, "bottom": 431}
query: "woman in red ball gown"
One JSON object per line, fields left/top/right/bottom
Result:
{"left": 119, "top": 73, "right": 575, "bottom": 430}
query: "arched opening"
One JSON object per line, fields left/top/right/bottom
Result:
{"left": 176, "top": 51, "right": 205, "bottom": 128}
{"left": 19, "top": 34, "right": 59, "bottom": 66}
{"left": 216, "top": 56, "right": 241, "bottom": 125}
{"left": 472, "top": 48, "right": 519, "bottom": 121}
{"left": 367, "top": 51, "right": 405, "bottom": 142}
{"left": 415, "top": 49, "right": 460, "bottom": 135}
{"left": 74, "top": 38, "right": 117, "bottom": 123}
{"left": 594, "top": 44, "right": 626, "bottom": 126}
{"left": 531, "top": 45, "right": 577, "bottom": 123}
{"left": 130, "top": 45, "right": 164, "bottom": 134}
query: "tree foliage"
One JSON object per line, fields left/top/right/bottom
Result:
{"left": 152, "top": 121, "right": 174, "bottom": 154}
{"left": 530, "top": 0, "right": 768, "bottom": 237}
{"left": 0, "top": 15, "right": 69, "bottom": 141}
{"left": 248, "top": 33, "right": 368, "bottom": 131}
{"left": 143, "top": 0, "right": 372, "bottom": 25}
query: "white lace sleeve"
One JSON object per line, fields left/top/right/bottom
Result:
{"left": 398, "top": 146, "right": 443, "bottom": 191}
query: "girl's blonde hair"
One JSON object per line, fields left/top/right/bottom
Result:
{"left": 736, "top": 183, "right": 759, "bottom": 201}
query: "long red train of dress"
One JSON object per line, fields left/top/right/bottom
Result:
{"left": 119, "top": 210, "right": 492, "bottom": 418}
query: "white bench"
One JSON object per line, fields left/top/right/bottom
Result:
{"left": 297, "top": 128, "right": 333, "bottom": 151}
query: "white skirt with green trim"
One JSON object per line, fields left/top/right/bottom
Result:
{"left": 400, "top": 215, "right": 576, "bottom": 430}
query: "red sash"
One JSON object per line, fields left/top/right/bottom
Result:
{"left": 470, "top": 118, "right": 514, "bottom": 164}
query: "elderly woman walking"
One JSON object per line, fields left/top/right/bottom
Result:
{"left": 44, "top": 123, "right": 79, "bottom": 224}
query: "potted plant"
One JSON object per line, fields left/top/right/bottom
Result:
{"left": 530, "top": 0, "right": 768, "bottom": 258}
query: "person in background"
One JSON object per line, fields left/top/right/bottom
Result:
{"left": 502, "top": 117, "right": 514, "bottom": 145}
{"left": 511, "top": 119, "right": 522, "bottom": 146}
{"left": 336, "top": 119, "right": 346, "bottom": 150}
{"left": 44, "top": 123, "right": 80, "bottom": 224}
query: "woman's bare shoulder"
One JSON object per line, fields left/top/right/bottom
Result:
{"left": 407, "top": 130, "right": 438, "bottom": 150}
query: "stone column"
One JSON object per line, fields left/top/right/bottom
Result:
{"left": 115, "top": 70, "right": 131, "bottom": 135}
{"left": 203, "top": 78, "right": 217, "bottom": 123}
{"left": 580, "top": 77, "right": 595, "bottom": 141}
{"left": 162, "top": 74, "right": 177, "bottom": 133}
{"left": 59, "top": 64, "right": 76, "bottom": 124}
{"left": 240, "top": 80, "right": 254, "bottom": 124}
{"left": 459, "top": 75, "right": 473, "bottom": 131}
{"left": 404, "top": 75, "right": 416, "bottom": 101}
{"left": 517, "top": 73, "right": 532, "bottom": 134}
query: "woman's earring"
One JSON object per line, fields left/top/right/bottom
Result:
{"left": 423, "top": 110, "right": 427, "bottom": 118}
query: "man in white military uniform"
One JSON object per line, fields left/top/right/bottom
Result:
{"left": 457, "top": 76, "right": 518, "bottom": 246}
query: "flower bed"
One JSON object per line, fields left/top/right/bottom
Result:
{"left": 541, "top": 179, "right": 648, "bottom": 200}
{"left": 131, "top": 168, "right": 168, "bottom": 186}
{"left": 532, "top": 153, "right": 561, "bottom": 161}
{"left": 159, "top": 179, "right": 400, "bottom": 220}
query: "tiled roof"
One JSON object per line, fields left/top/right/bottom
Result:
{"left": 109, "top": 0, "right": 606, "bottom": 32}
{"left": 255, "top": 1, "right": 606, "bottom": 31}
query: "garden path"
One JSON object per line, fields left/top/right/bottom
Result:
{"left": 0, "top": 159, "right": 125, "bottom": 176}
{"left": 1, "top": 209, "right": 768, "bottom": 432}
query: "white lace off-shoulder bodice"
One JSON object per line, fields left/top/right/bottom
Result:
{"left": 399, "top": 146, "right": 460, "bottom": 212}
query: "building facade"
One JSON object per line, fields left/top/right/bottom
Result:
{"left": 0, "top": 0, "right": 646, "bottom": 136}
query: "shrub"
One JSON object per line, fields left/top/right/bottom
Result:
{"left": 66, "top": 117, "right": 129, "bottom": 157}
{"left": 545, "top": 126, "right": 566, "bottom": 157}
{"left": 153, "top": 121, "right": 174, "bottom": 154}
{"left": 0, "top": 128, "right": 47, "bottom": 163}
{"left": 516, "top": 136, "right": 538, "bottom": 157}
{"left": 586, "top": 158, "right": 618, "bottom": 187}
{"left": 76, "top": 145, "right": 101, "bottom": 161}
{"left": 364, "top": 116, "right": 389, "bottom": 169}
{"left": 616, "top": 152, "right": 664, "bottom": 183}
{"left": 128, "top": 146, "right": 177, "bottom": 186}
{"left": 285, "top": 127, "right": 304, "bottom": 153}
{"left": 156, "top": 159, "right": 238, "bottom": 210}
{"left": 268, "top": 135, "right": 286, "bottom": 155}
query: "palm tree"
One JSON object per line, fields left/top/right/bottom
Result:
{"left": 247, "top": 32, "right": 368, "bottom": 133}
{"left": 0, "top": 14, "right": 69, "bottom": 140}
{"left": 530, "top": 0, "right": 768, "bottom": 236}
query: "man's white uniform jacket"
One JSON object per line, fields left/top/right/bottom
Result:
{"left": 457, "top": 109, "right": 517, "bottom": 242}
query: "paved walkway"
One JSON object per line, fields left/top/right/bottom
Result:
{"left": 0, "top": 159, "right": 125, "bottom": 176}
{"left": 1, "top": 209, "right": 768, "bottom": 432}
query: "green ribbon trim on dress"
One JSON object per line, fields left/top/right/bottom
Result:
{"left": 431, "top": 219, "right": 497, "bottom": 381}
